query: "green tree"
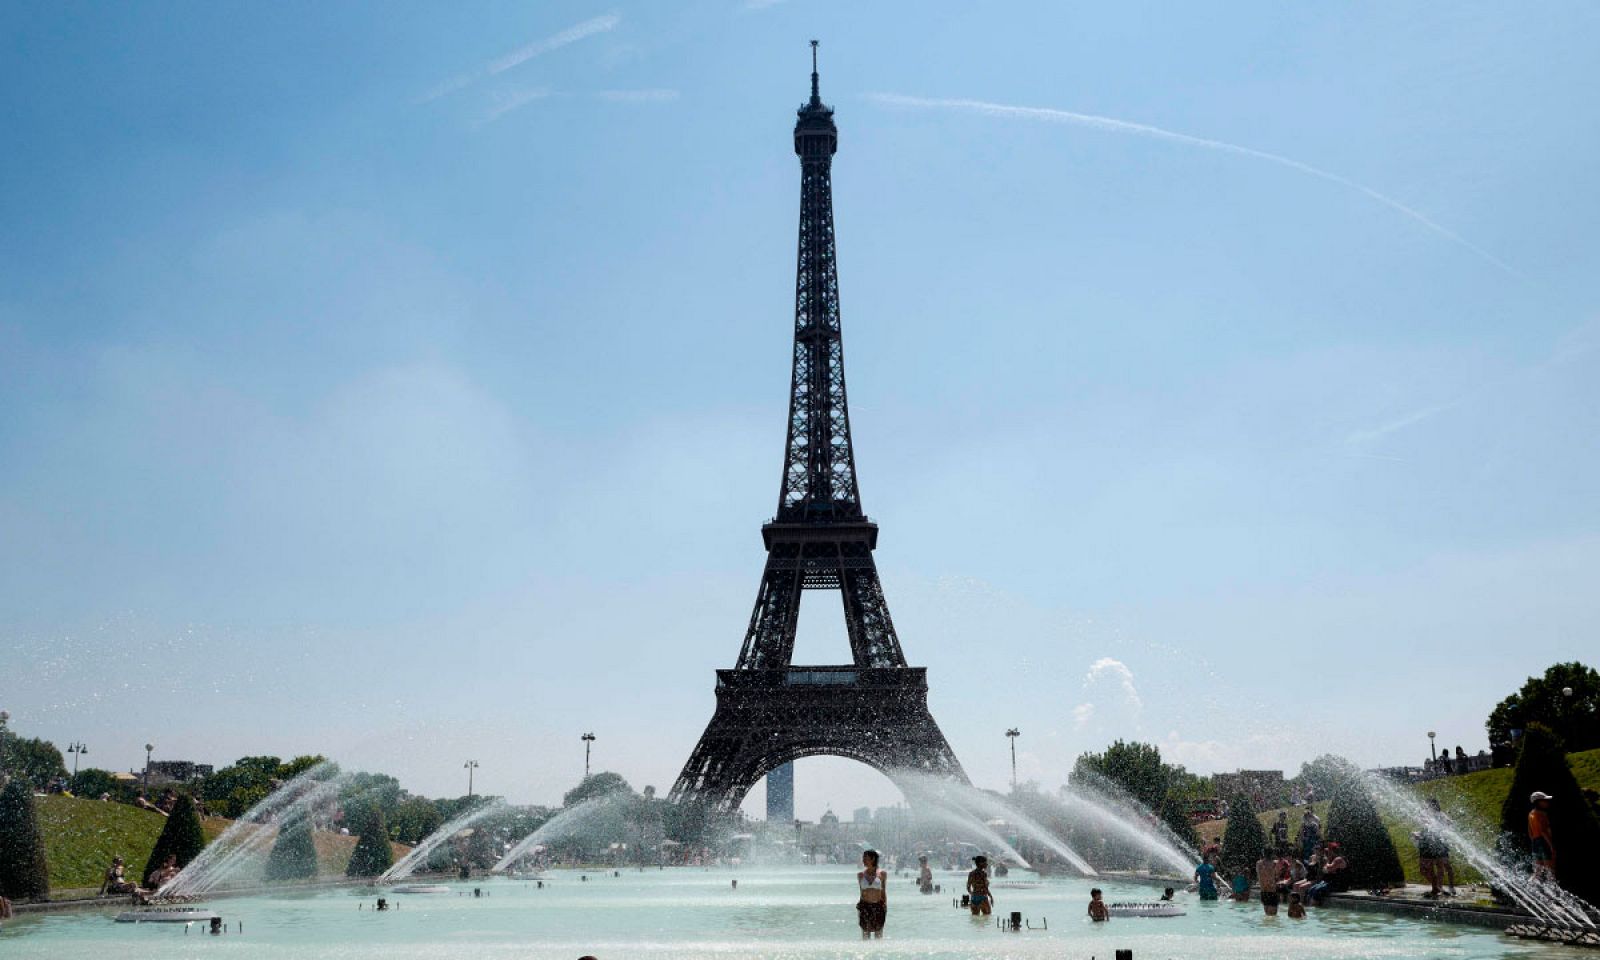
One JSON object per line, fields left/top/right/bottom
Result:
{"left": 1296, "top": 754, "right": 1360, "bottom": 800}
{"left": 388, "top": 796, "right": 443, "bottom": 845}
{"left": 563, "top": 772, "right": 634, "bottom": 808}
{"left": 345, "top": 803, "right": 394, "bottom": 878}
{"left": 142, "top": 794, "right": 207, "bottom": 886}
{"left": 264, "top": 813, "right": 318, "bottom": 882}
{"left": 0, "top": 776, "right": 50, "bottom": 900}
{"left": 1, "top": 736, "right": 66, "bottom": 791}
{"left": 1497, "top": 722, "right": 1600, "bottom": 903}
{"left": 1070, "top": 741, "right": 1168, "bottom": 811}
{"left": 69, "top": 768, "right": 130, "bottom": 801}
{"left": 1487, "top": 662, "right": 1600, "bottom": 753}
{"left": 1158, "top": 791, "right": 1201, "bottom": 851}
{"left": 1325, "top": 773, "right": 1404, "bottom": 889}
{"left": 1217, "top": 790, "right": 1266, "bottom": 877}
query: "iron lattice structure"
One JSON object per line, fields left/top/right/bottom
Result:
{"left": 670, "top": 49, "right": 967, "bottom": 812}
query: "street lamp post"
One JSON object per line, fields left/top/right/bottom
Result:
{"left": 1005, "top": 728, "right": 1021, "bottom": 791}
{"left": 1427, "top": 731, "right": 1437, "bottom": 764}
{"left": 464, "top": 760, "right": 479, "bottom": 799}
{"left": 582, "top": 732, "right": 596, "bottom": 779}
{"left": 144, "top": 743, "right": 154, "bottom": 788}
{"left": 68, "top": 741, "right": 88, "bottom": 777}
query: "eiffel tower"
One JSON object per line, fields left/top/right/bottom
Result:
{"left": 669, "top": 45, "right": 968, "bottom": 813}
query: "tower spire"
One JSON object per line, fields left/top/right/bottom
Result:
{"left": 809, "top": 39, "right": 820, "bottom": 103}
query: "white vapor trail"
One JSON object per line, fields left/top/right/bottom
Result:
{"left": 487, "top": 15, "right": 622, "bottom": 75}
{"left": 420, "top": 14, "right": 621, "bottom": 103}
{"left": 869, "top": 93, "right": 1519, "bottom": 277}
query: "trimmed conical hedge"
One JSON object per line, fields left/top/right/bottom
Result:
{"left": 0, "top": 777, "right": 49, "bottom": 900}
{"left": 1325, "top": 772, "right": 1404, "bottom": 889}
{"left": 143, "top": 794, "right": 206, "bottom": 886}
{"left": 264, "top": 813, "right": 318, "bottom": 882}
{"left": 345, "top": 805, "right": 394, "bottom": 878}
{"left": 1498, "top": 722, "right": 1600, "bottom": 904}
{"left": 1217, "top": 790, "right": 1266, "bottom": 877}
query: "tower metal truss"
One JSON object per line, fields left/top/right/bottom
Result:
{"left": 669, "top": 46, "right": 968, "bottom": 812}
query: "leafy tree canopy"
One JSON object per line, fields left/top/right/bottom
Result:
{"left": 1487, "top": 661, "right": 1599, "bottom": 752}
{"left": 1070, "top": 740, "right": 1168, "bottom": 811}
{"left": 563, "top": 771, "right": 634, "bottom": 808}
{"left": 2, "top": 735, "right": 66, "bottom": 791}
{"left": 1296, "top": 754, "right": 1361, "bottom": 799}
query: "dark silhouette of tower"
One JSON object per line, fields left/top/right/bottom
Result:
{"left": 669, "top": 45, "right": 967, "bottom": 812}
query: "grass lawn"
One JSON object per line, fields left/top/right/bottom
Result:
{"left": 1193, "top": 749, "right": 1600, "bottom": 884}
{"left": 35, "top": 795, "right": 409, "bottom": 898}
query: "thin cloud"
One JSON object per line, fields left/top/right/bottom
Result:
{"left": 868, "top": 93, "right": 1521, "bottom": 278}
{"left": 477, "top": 88, "right": 552, "bottom": 126}
{"left": 742, "top": 0, "right": 792, "bottom": 9}
{"left": 420, "top": 14, "right": 621, "bottom": 103}
{"left": 487, "top": 14, "right": 621, "bottom": 75}
{"left": 594, "top": 88, "right": 680, "bottom": 103}
{"left": 1346, "top": 400, "right": 1460, "bottom": 447}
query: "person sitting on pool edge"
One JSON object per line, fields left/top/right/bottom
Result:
{"left": 966, "top": 855, "right": 993, "bottom": 916}
{"left": 1088, "top": 888, "right": 1109, "bottom": 921}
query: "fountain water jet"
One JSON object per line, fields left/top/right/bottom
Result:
{"left": 1054, "top": 774, "right": 1198, "bottom": 876}
{"left": 1362, "top": 773, "right": 1598, "bottom": 930}
{"left": 381, "top": 798, "right": 508, "bottom": 882}
{"left": 493, "top": 795, "right": 630, "bottom": 872}
{"left": 158, "top": 764, "right": 351, "bottom": 900}
{"left": 890, "top": 770, "right": 1097, "bottom": 876}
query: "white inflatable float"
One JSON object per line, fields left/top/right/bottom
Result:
{"left": 115, "top": 908, "right": 220, "bottom": 924}
{"left": 1106, "top": 901, "right": 1185, "bottom": 918}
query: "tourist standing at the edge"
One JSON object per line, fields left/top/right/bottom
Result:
{"left": 1255, "top": 849, "right": 1282, "bottom": 916}
{"left": 1529, "top": 792, "right": 1557, "bottom": 882}
{"left": 966, "top": 855, "right": 993, "bottom": 916}
{"left": 856, "top": 849, "right": 887, "bottom": 939}
{"left": 1271, "top": 811, "right": 1290, "bottom": 851}
{"left": 1299, "top": 806, "right": 1321, "bottom": 860}
{"left": 1194, "top": 854, "right": 1220, "bottom": 901}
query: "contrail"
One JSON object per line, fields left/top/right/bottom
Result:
{"left": 868, "top": 93, "right": 1519, "bottom": 278}
{"left": 419, "top": 14, "right": 621, "bottom": 103}
{"left": 487, "top": 14, "right": 621, "bottom": 75}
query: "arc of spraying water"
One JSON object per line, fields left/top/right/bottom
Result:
{"left": 493, "top": 795, "right": 620, "bottom": 873}
{"left": 159, "top": 764, "right": 352, "bottom": 900}
{"left": 382, "top": 798, "right": 508, "bottom": 882}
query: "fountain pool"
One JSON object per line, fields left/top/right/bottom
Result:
{"left": 0, "top": 866, "right": 1584, "bottom": 959}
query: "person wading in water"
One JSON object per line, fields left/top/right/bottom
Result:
{"left": 967, "top": 855, "right": 994, "bottom": 917}
{"left": 856, "top": 849, "right": 887, "bottom": 939}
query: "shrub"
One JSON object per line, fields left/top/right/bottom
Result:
{"left": 1498, "top": 722, "right": 1600, "bottom": 903}
{"left": 0, "top": 777, "right": 50, "bottom": 900}
{"left": 1158, "top": 791, "right": 1201, "bottom": 852}
{"left": 345, "top": 805, "right": 394, "bottom": 878}
{"left": 264, "top": 813, "right": 318, "bottom": 882}
{"left": 142, "top": 794, "right": 207, "bottom": 886}
{"left": 1325, "top": 773, "right": 1404, "bottom": 889}
{"left": 1217, "top": 790, "right": 1266, "bottom": 877}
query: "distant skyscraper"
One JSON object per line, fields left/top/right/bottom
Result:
{"left": 766, "top": 761, "right": 795, "bottom": 821}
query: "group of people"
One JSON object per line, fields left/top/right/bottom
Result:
{"left": 854, "top": 851, "right": 1005, "bottom": 939}
{"left": 98, "top": 853, "right": 182, "bottom": 903}
{"left": 1193, "top": 831, "right": 1351, "bottom": 917}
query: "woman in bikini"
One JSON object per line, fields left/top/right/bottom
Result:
{"left": 856, "top": 849, "right": 888, "bottom": 939}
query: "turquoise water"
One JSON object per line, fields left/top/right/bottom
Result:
{"left": 0, "top": 866, "right": 1583, "bottom": 959}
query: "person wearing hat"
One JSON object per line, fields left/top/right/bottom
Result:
{"left": 1529, "top": 791, "right": 1556, "bottom": 882}
{"left": 966, "top": 855, "right": 993, "bottom": 916}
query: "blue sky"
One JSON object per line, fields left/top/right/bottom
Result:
{"left": 2, "top": 1, "right": 1597, "bottom": 818}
